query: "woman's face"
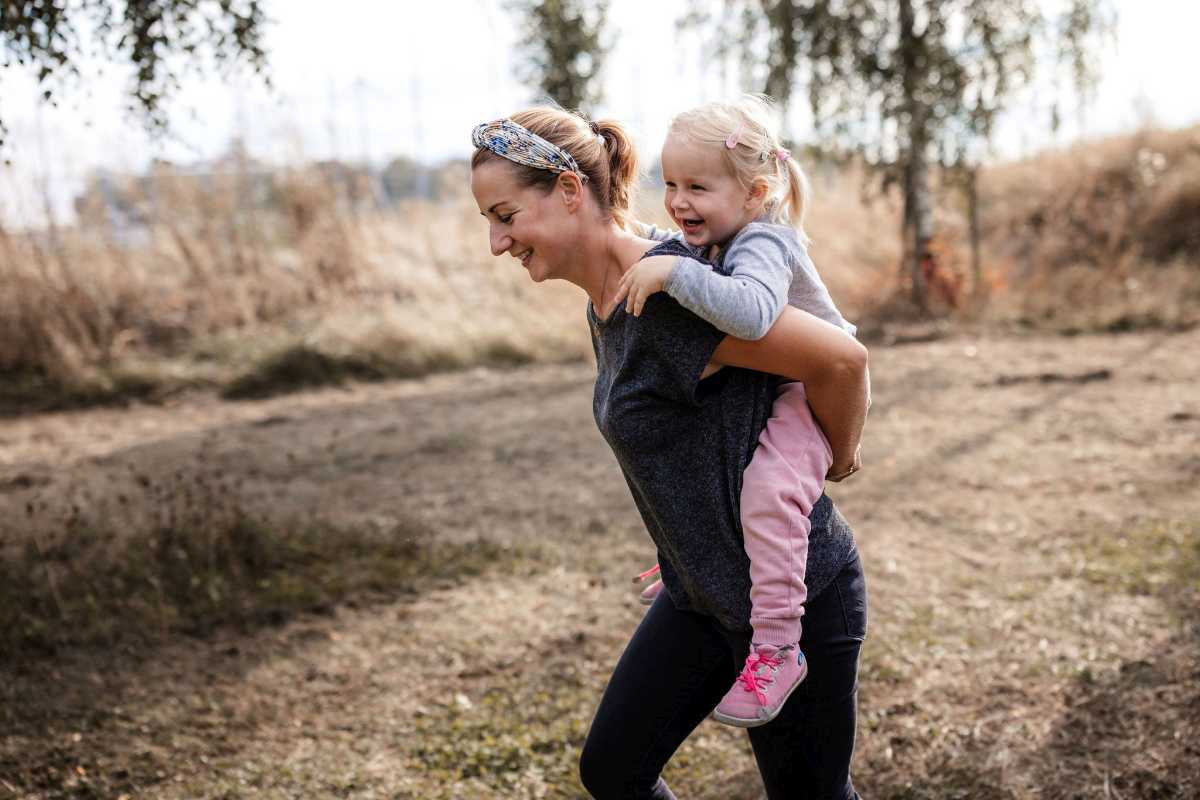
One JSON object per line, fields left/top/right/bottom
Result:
{"left": 470, "top": 159, "right": 576, "bottom": 283}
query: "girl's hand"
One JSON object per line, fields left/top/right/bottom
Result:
{"left": 613, "top": 256, "right": 676, "bottom": 317}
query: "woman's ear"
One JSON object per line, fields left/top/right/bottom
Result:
{"left": 557, "top": 171, "right": 586, "bottom": 212}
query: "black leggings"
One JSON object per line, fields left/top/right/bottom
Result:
{"left": 580, "top": 551, "right": 867, "bottom": 799}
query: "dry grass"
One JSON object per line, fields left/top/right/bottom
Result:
{"left": 2, "top": 125, "right": 1198, "bottom": 414}
{"left": 0, "top": 166, "right": 589, "bottom": 412}
{"left": 1, "top": 329, "right": 1196, "bottom": 798}
{"left": 970, "top": 124, "right": 1200, "bottom": 331}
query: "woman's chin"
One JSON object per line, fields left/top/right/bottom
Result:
{"left": 525, "top": 263, "right": 550, "bottom": 282}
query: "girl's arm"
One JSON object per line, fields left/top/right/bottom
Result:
{"left": 619, "top": 225, "right": 793, "bottom": 340}
{"left": 666, "top": 225, "right": 793, "bottom": 340}
{"left": 711, "top": 306, "right": 870, "bottom": 477}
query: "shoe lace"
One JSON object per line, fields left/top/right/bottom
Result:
{"left": 734, "top": 650, "right": 783, "bottom": 706}
{"left": 632, "top": 564, "right": 660, "bottom": 583}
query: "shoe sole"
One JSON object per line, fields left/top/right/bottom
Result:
{"left": 710, "top": 663, "right": 808, "bottom": 728}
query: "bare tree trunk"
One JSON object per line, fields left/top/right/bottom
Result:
{"left": 898, "top": 0, "right": 933, "bottom": 314}
{"left": 906, "top": 114, "right": 934, "bottom": 313}
{"left": 966, "top": 165, "right": 984, "bottom": 306}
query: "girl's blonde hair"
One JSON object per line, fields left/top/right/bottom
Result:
{"left": 471, "top": 106, "right": 640, "bottom": 230}
{"left": 668, "top": 94, "right": 811, "bottom": 243}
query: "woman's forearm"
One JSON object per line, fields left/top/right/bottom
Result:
{"left": 712, "top": 306, "right": 870, "bottom": 473}
{"left": 807, "top": 361, "right": 870, "bottom": 476}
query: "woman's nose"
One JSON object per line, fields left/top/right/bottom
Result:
{"left": 489, "top": 226, "right": 513, "bottom": 256}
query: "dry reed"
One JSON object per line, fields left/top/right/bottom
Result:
{"left": 2, "top": 124, "right": 1197, "bottom": 412}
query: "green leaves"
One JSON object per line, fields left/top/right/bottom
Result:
{"left": 0, "top": 0, "right": 270, "bottom": 147}
{"left": 686, "top": 0, "right": 1115, "bottom": 169}
{"left": 508, "top": 0, "right": 609, "bottom": 112}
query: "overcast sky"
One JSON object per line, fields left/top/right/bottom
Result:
{"left": 2, "top": 0, "right": 1198, "bottom": 225}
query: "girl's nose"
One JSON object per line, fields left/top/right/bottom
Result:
{"left": 489, "top": 226, "right": 513, "bottom": 256}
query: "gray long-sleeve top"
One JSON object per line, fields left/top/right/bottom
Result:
{"left": 644, "top": 221, "right": 855, "bottom": 341}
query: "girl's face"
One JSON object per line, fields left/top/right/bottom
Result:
{"left": 661, "top": 134, "right": 762, "bottom": 249}
{"left": 470, "top": 159, "right": 577, "bottom": 283}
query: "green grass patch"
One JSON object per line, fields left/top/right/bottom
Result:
{"left": 0, "top": 365, "right": 181, "bottom": 416}
{"left": 1075, "top": 517, "right": 1200, "bottom": 611}
{"left": 221, "top": 343, "right": 412, "bottom": 399}
{"left": 221, "top": 338, "right": 542, "bottom": 401}
{"left": 1, "top": 475, "right": 543, "bottom": 658}
{"left": 409, "top": 671, "right": 595, "bottom": 799}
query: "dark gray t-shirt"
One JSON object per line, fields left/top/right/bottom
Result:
{"left": 589, "top": 240, "right": 857, "bottom": 632}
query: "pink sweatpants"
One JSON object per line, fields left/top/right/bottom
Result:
{"left": 740, "top": 381, "right": 833, "bottom": 647}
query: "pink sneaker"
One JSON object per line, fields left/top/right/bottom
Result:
{"left": 712, "top": 643, "right": 807, "bottom": 728}
{"left": 632, "top": 563, "right": 662, "bottom": 606}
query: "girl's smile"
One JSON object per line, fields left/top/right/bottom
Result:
{"left": 660, "top": 134, "right": 764, "bottom": 249}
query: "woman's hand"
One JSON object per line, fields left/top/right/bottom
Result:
{"left": 711, "top": 306, "right": 870, "bottom": 476}
{"left": 826, "top": 445, "right": 862, "bottom": 482}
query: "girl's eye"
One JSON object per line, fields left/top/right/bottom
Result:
{"left": 690, "top": 184, "right": 705, "bottom": 192}
{"left": 498, "top": 213, "right": 514, "bottom": 224}
{"left": 664, "top": 182, "right": 676, "bottom": 189}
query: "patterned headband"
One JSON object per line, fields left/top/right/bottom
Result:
{"left": 471, "top": 119, "right": 589, "bottom": 183}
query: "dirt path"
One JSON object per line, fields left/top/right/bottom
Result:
{"left": 2, "top": 328, "right": 1198, "bottom": 799}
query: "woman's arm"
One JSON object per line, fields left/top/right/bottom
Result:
{"left": 711, "top": 305, "right": 870, "bottom": 478}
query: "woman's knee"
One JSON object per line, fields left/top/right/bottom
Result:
{"left": 579, "top": 735, "right": 622, "bottom": 798}
{"left": 579, "top": 734, "right": 667, "bottom": 799}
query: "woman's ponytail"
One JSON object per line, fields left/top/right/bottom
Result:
{"left": 595, "top": 118, "right": 639, "bottom": 230}
{"left": 473, "top": 107, "right": 641, "bottom": 230}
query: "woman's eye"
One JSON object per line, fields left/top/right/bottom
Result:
{"left": 498, "top": 213, "right": 514, "bottom": 224}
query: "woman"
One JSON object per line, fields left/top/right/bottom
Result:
{"left": 470, "top": 110, "right": 869, "bottom": 800}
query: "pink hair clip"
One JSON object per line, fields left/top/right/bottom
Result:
{"left": 725, "top": 123, "right": 744, "bottom": 149}
{"left": 776, "top": 148, "right": 791, "bottom": 162}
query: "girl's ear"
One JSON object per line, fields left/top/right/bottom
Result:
{"left": 557, "top": 171, "right": 586, "bottom": 212}
{"left": 745, "top": 177, "right": 770, "bottom": 209}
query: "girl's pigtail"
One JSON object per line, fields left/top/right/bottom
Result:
{"left": 780, "top": 154, "right": 812, "bottom": 245}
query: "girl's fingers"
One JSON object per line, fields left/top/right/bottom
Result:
{"left": 612, "top": 281, "right": 629, "bottom": 306}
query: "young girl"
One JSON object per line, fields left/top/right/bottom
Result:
{"left": 615, "top": 95, "right": 862, "bottom": 728}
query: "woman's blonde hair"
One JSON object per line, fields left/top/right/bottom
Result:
{"left": 668, "top": 94, "right": 811, "bottom": 242}
{"left": 471, "top": 107, "right": 640, "bottom": 230}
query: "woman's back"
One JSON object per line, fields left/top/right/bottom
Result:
{"left": 589, "top": 240, "right": 856, "bottom": 631}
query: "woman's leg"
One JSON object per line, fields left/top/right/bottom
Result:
{"left": 745, "top": 551, "right": 867, "bottom": 800}
{"left": 580, "top": 592, "right": 738, "bottom": 799}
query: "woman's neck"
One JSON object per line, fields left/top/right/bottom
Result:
{"left": 574, "top": 223, "right": 656, "bottom": 317}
